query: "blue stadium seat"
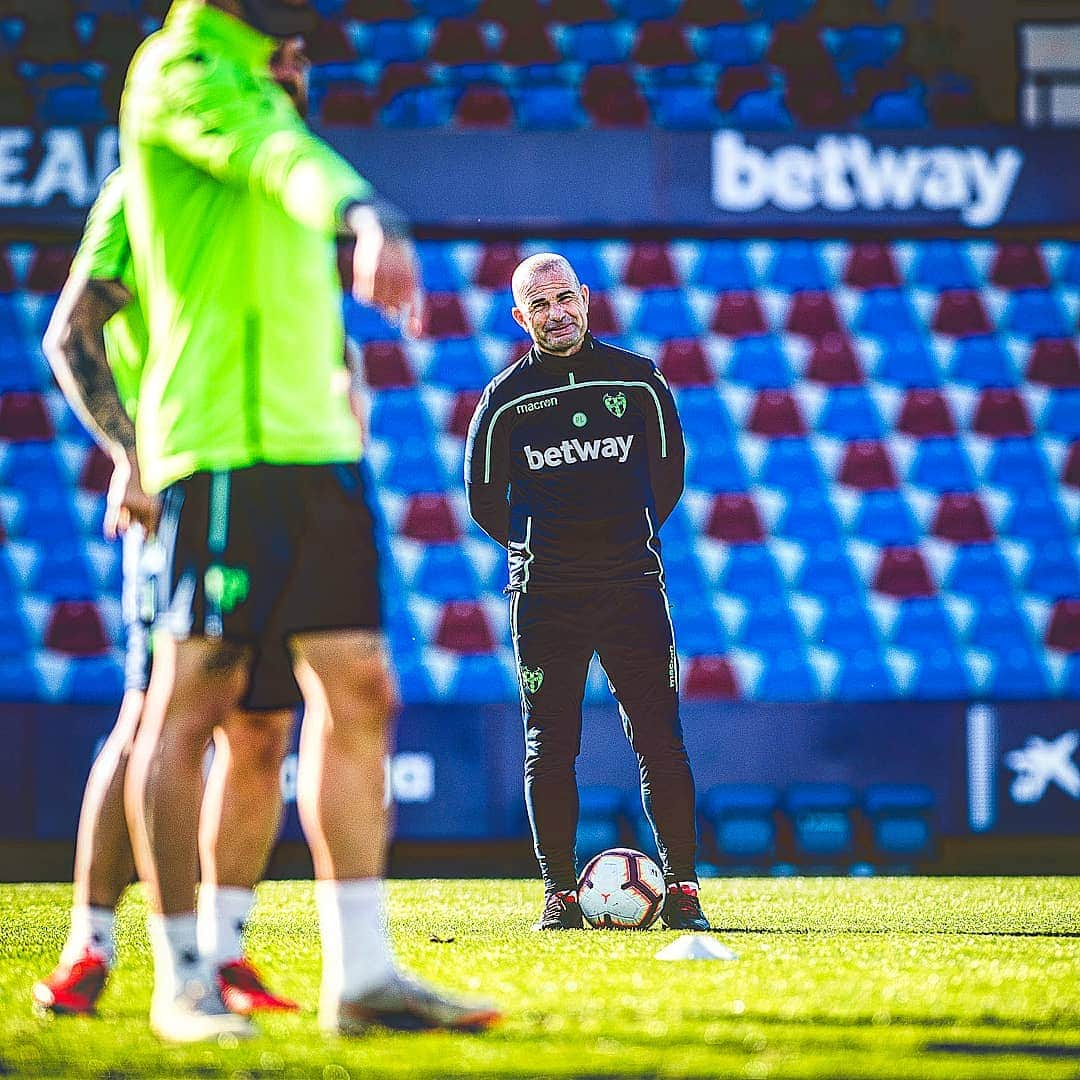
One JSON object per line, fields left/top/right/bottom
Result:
{"left": 984, "top": 438, "right": 1051, "bottom": 491}
{"left": 834, "top": 649, "right": 895, "bottom": 700}
{"left": 776, "top": 490, "right": 843, "bottom": 543}
{"left": 825, "top": 25, "right": 904, "bottom": 70}
{"left": 1022, "top": 542, "right": 1080, "bottom": 599}
{"left": 700, "top": 784, "right": 778, "bottom": 862}
{"left": 394, "top": 650, "right": 437, "bottom": 704}
{"left": 365, "top": 20, "right": 429, "bottom": 63}
{"left": 968, "top": 598, "right": 1034, "bottom": 653}
{"left": 380, "top": 442, "right": 448, "bottom": 494}
{"left": 482, "top": 289, "right": 523, "bottom": 339}
{"left": 660, "top": 538, "right": 710, "bottom": 601}
{"left": 651, "top": 85, "right": 724, "bottom": 130}
{"left": 670, "top": 594, "right": 726, "bottom": 655}
{"left": 855, "top": 289, "right": 921, "bottom": 337}
{"left": 890, "top": 597, "right": 956, "bottom": 655}
{"left": 817, "top": 598, "right": 879, "bottom": 650}
{"left": 785, "top": 783, "right": 856, "bottom": 860}
{"left": 768, "top": 241, "right": 831, "bottom": 291}
{"left": 414, "top": 544, "right": 481, "bottom": 602}
{"left": 721, "top": 543, "right": 785, "bottom": 601}
{"left": 562, "top": 23, "right": 632, "bottom": 66}
{"left": 911, "top": 241, "right": 979, "bottom": 289}
{"left": 27, "top": 545, "right": 96, "bottom": 600}
{"left": 727, "top": 335, "right": 793, "bottom": 388}
{"left": 949, "top": 336, "right": 1015, "bottom": 388}
{"left": 449, "top": 654, "right": 515, "bottom": 702}
{"left": 1061, "top": 243, "right": 1080, "bottom": 287}
{"left": 0, "top": 656, "right": 44, "bottom": 702}
{"left": 1003, "top": 490, "right": 1070, "bottom": 541}
{"left": 556, "top": 240, "right": 613, "bottom": 291}
{"left": 686, "top": 438, "right": 750, "bottom": 492}
{"left": 911, "top": 649, "right": 972, "bottom": 699}
{"left": 863, "top": 784, "right": 935, "bottom": 862}
{"left": 697, "top": 24, "right": 770, "bottom": 67}
{"left": 60, "top": 656, "right": 124, "bottom": 704}
{"left": 415, "top": 242, "right": 466, "bottom": 292}
{"left": 756, "top": 654, "right": 819, "bottom": 700}
{"left": 0, "top": 441, "right": 67, "bottom": 493}
{"left": 411, "top": 0, "right": 479, "bottom": 15}
{"left": 1044, "top": 390, "right": 1080, "bottom": 438}
{"left": 676, "top": 388, "right": 736, "bottom": 440}
{"left": 0, "top": 586, "right": 30, "bottom": 656}
{"left": 5, "top": 491, "right": 81, "bottom": 543}
{"left": 989, "top": 644, "right": 1051, "bottom": 699}
{"left": 862, "top": 90, "right": 928, "bottom": 128}
{"left": 343, "top": 297, "right": 400, "bottom": 343}
{"left": 1005, "top": 290, "right": 1071, "bottom": 338}
{"left": 818, "top": 387, "right": 885, "bottom": 439}
{"left": 739, "top": 598, "right": 803, "bottom": 651}
{"left": 632, "top": 289, "right": 701, "bottom": 339}
{"left": 756, "top": 0, "right": 815, "bottom": 24}
{"left": 426, "top": 338, "right": 490, "bottom": 390}
{"left": 369, "top": 388, "right": 433, "bottom": 444}
{"left": 794, "top": 543, "right": 862, "bottom": 598}
{"left": 1065, "top": 655, "right": 1080, "bottom": 697}
{"left": 853, "top": 490, "right": 920, "bottom": 545}
{"left": 577, "top": 785, "right": 626, "bottom": 861}
{"left": 690, "top": 240, "right": 755, "bottom": 291}
{"left": 729, "top": 89, "right": 793, "bottom": 129}
{"left": 908, "top": 438, "right": 976, "bottom": 492}
{"left": 379, "top": 86, "right": 457, "bottom": 128}
{"left": 759, "top": 438, "right": 827, "bottom": 493}
{"left": 945, "top": 543, "right": 1013, "bottom": 599}
{"left": 875, "top": 333, "right": 940, "bottom": 388}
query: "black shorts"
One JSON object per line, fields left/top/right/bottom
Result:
{"left": 153, "top": 462, "right": 382, "bottom": 707}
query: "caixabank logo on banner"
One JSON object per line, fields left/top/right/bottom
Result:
{"left": 710, "top": 130, "right": 1077, "bottom": 229}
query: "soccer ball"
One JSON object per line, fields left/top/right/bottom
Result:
{"left": 577, "top": 847, "right": 665, "bottom": 930}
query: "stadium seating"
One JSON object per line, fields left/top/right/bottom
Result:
{"left": 0, "top": 238, "right": 1076, "bottom": 705}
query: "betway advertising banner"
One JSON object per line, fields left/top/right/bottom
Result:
{"left": 1, "top": 125, "right": 1078, "bottom": 232}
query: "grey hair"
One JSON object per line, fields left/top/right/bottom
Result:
{"left": 511, "top": 253, "right": 581, "bottom": 309}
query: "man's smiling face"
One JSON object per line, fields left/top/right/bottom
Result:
{"left": 512, "top": 262, "right": 590, "bottom": 357}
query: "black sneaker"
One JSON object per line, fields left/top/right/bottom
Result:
{"left": 661, "top": 883, "right": 710, "bottom": 931}
{"left": 533, "top": 889, "right": 584, "bottom": 931}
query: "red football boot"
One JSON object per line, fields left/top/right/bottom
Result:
{"left": 217, "top": 958, "right": 300, "bottom": 1015}
{"left": 32, "top": 950, "right": 109, "bottom": 1015}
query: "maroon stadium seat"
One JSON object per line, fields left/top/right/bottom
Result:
{"left": 18, "top": 14, "right": 82, "bottom": 64}
{"left": 717, "top": 65, "right": 772, "bottom": 112}
{"left": 88, "top": 13, "right": 143, "bottom": 68}
{"left": 423, "top": 293, "right": 471, "bottom": 339}
{"left": 1026, "top": 339, "right": 1080, "bottom": 388}
{"left": 1064, "top": 442, "right": 1080, "bottom": 489}
{"left": 932, "top": 493, "right": 993, "bottom": 542}
{"left": 659, "top": 339, "right": 712, "bottom": 386}
{"left": 989, "top": 243, "right": 1050, "bottom": 290}
{"left": 873, "top": 548, "right": 935, "bottom": 598}
{"left": 624, "top": 241, "right": 678, "bottom": 289}
{"left": 931, "top": 290, "right": 993, "bottom": 337}
{"left": 401, "top": 494, "right": 461, "bottom": 543}
{"left": 632, "top": 21, "right": 695, "bottom": 67}
{"left": 429, "top": 19, "right": 491, "bottom": 65}
{"left": 704, "top": 493, "right": 765, "bottom": 543}
{"left": 448, "top": 390, "right": 483, "bottom": 438}
{"left": 711, "top": 291, "right": 768, "bottom": 337}
{"left": 587, "top": 292, "right": 622, "bottom": 336}
{"left": 304, "top": 19, "right": 357, "bottom": 64}
{"left": 747, "top": 390, "right": 806, "bottom": 437}
{"left": 435, "top": 601, "right": 496, "bottom": 654}
{"left": 45, "top": 601, "right": 110, "bottom": 656}
{"left": 1046, "top": 600, "right": 1080, "bottom": 653}
{"left": 345, "top": 0, "right": 412, "bottom": 17}
{"left": 806, "top": 333, "right": 863, "bottom": 385}
{"left": 547, "top": 0, "right": 616, "bottom": 20}
{"left": 682, "top": 655, "right": 739, "bottom": 700}
{"left": 786, "top": 84, "right": 855, "bottom": 128}
{"left": 376, "top": 63, "right": 430, "bottom": 108}
{"left": 26, "top": 246, "right": 74, "bottom": 294}
{"left": 768, "top": 22, "right": 831, "bottom": 69}
{"left": 0, "top": 247, "right": 15, "bottom": 293}
{"left": 455, "top": 85, "right": 514, "bottom": 128}
{"left": 680, "top": 0, "right": 749, "bottom": 23}
{"left": 785, "top": 290, "right": 843, "bottom": 340}
{"left": 852, "top": 62, "right": 912, "bottom": 113}
{"left": 971, "top": 389, "right": 1033, "bottom": 438}
{"left": 582, "top": 65, "right": 637, "bottom": 102}
{"left": 321, "top": 86, "right": 375, "bottom": 126}
{"left": 897, "top": 389, "right": 956, "bottom": 438}
{"left": 475, "top": 242, "right": 522, "bottom": 289}
{"left": 838, "top": 441, "right": 897, "bottom": 490}
{"left": 363, "top": 341, "right": 414, "bottom": 388}
{"left": 78, "top": 445, "right": 114, "bottom": 495}
{"left": 0, "top": 392, "right": 54, "bottom": 441}
{"left": 495, "top": 18, "right": 559, "bottom": 65}
{"left": 843, "top": 242, "right": 901, "bottom": 289}
{"left": 587, "top": 87, "right": 650, "bottom": 126}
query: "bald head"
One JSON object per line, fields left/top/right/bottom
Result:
{"left": 511, "top": 253, "right": 590, "bottom": 356}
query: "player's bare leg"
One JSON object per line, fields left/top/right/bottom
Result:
{"left": 125, "top": 634, "right": 253, "bottom": 1042}
{"left": 292, "top": 629, "right": 499, "bottom": 1035}
{"left": 197, "top": 707, "right": 298, "bottom": 1014}
{"left": 31, "top": 690, "right": 143, "bottom": 1014}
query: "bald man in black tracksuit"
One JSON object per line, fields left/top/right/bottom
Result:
{"left": 465, "top": 253, "right": 709, "bottom": 932}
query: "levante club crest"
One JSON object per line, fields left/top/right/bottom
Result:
{"left": 520, "top": 665, "right": 544, "bottom": 693}
{"left": 604, "top": 391, "right": 627, "bottom": 418}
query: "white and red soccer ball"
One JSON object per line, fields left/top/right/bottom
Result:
{"left": 577, "top": 847, "right": 665, "bottom": 930}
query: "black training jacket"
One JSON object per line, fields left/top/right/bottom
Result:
{"left": 464, "top": 334, "right": 685, "bottom": 593}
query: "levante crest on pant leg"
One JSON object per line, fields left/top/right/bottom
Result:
{"left": 520, "top": 665, "right": 544, "bottom": 693}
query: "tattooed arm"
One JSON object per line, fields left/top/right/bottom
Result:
{"left": 42, "top": 271, "right": 158, "bottom": 535}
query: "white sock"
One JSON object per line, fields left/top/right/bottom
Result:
{"left": 315, "top": 879, "right": 396, "bottom": 1003}
{"left": 197, "top": 885, "right": 254, "bottom": 965}
{"left": 147, "top": 912, "right": 211, "bottom": 1003}
{"left": 61, "top": 905, "right": 116, "bottom": 966}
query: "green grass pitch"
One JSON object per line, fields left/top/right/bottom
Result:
{"left": 1, "top": 878, "right": 1077, "bottom": 1079}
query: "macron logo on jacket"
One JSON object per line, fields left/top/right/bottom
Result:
{"left": 524, "top": 435, "right": 635, "bottom": 470}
